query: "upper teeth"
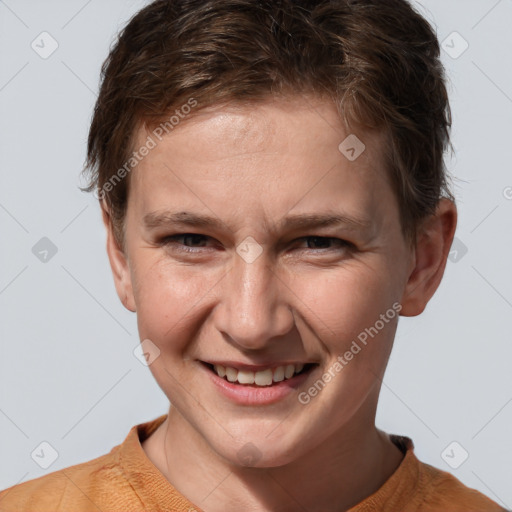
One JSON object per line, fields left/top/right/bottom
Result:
{"left": 214, "top": 363, "right": 305, "bottom": 386}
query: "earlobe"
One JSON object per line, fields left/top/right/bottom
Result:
{"left": 101, "top": 202, "right": 137, "bottom": 313}
{"left": 400, "top": 198, "right": 457, "bottom": 317}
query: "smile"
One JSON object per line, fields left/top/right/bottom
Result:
{"left": 207, "top": 362, "right": 314, "bottom": 386}
{"left": 199, "top": 360, "right": 319, "bottom": 405}
{"left": 213, "top": 363, "right": 311, "bottom": 386}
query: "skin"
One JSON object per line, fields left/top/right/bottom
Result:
{"left": 102, "top": 96, "right": 457, "bottom": 512}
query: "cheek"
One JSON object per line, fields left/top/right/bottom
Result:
{"left": 131, "top": 257, "right": 220, "bottom": 346}
{"left": 291, "top": 262, "right": 398, "bottom": 349}
{"left": 293, "top": 267, "right": 400, "bottom": 413}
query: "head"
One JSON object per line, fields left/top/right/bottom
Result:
{"left": 82, "top": 0, "right": 457, "bottom": 467}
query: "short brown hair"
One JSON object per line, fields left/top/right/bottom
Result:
{"left": 82, "top": 0, "right": 453, "bottom": 249}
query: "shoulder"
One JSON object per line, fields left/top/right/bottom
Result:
{"left": 416, "top": 460, "right": 507, "bottom": 512}
{"left": 381, "top": 435, "right": 507, "bottom": 512}
{"left": 0, "top": 416, "right": 168, "bottom": 512}
{"left": 0, "top": 445, "right": 127, "bottom": 511}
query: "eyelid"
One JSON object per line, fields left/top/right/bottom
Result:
{"left": 159, "top": 233, "right": 214, "bottom": 251}
{"left": 159, "top": 233, "right": 355, "bottom": 253}
{"left": 295, "top": 236, "right": 355, "bottom": 250}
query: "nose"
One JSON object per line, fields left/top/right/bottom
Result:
{"left": 213, "top": 250, "right": 295, "bottom": 351}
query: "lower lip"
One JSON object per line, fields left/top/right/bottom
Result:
{"left": 200, "top": 362, "right": 316, "bottom": 405}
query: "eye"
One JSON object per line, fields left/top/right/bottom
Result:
{"left": 159, "top": 233, "right": 355, "bottom": 255}
{"left": 296, "top": 236, "right": 354, "bottom": 252}
{"left": 160, "top": 233, "right": 214, "bottom": 253}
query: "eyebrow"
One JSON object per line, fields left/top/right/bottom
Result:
{"left": 143, "top": 210, "right": 372, "bottom": 233}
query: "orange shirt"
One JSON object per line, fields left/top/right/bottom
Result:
{"left": 0, "top": 414, "right": 506, "bottom": 512}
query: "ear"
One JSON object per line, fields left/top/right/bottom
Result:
{"left": 400, "top": 198, "right": 457, "bottom": 316}
{"left": 101, "top": 201, "right": 136, "bottom": 312}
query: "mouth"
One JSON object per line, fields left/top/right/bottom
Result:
{"left": 201, "top": 361, "right": 317, "bottom": 387}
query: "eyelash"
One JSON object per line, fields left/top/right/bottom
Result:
{"left": 159, "top": 233, "right": 354, "bottom": 254}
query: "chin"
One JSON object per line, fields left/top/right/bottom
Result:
{"left": 212, "top": 432, "right": 306, "bottom": 469}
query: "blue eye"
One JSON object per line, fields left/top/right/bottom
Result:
{"left": 160, "top": 234, "right": 354, "bottom": 254}
{"left": 161, "top": 234, "right": 212, "bottom": 253}
{"left": 299, "top": 236, "right": 352, "bottom": 251}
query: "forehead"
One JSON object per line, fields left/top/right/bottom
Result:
{"left": 128, "top": 96, "right": 395, "bottom": 236}
{"left": 137, "top": 96, "right": 384, "bottom": 162}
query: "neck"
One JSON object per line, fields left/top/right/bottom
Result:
{"left": 143, "top": 405, "right": 404, "bottom": 512}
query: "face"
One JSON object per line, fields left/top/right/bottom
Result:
{"left": 107, "top": 96, "right": 419, "bottom": 467}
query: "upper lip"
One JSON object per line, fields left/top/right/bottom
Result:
{"left": 201, "top": 360, "right": 316, "bottom": 371}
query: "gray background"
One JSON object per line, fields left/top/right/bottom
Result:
{"left": 0, "top": 0, "right": 511, "bottom": 507}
